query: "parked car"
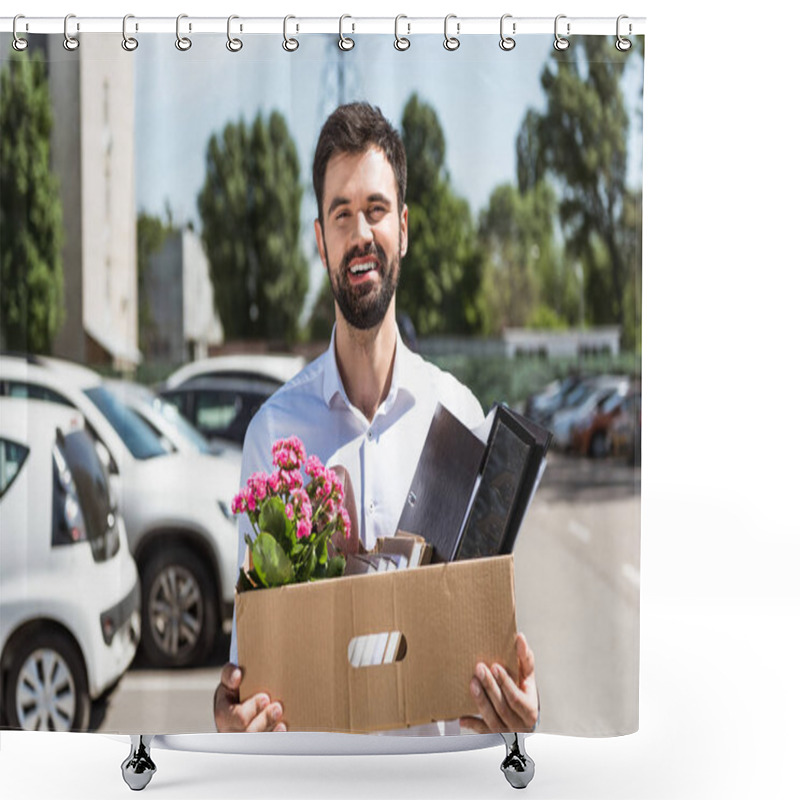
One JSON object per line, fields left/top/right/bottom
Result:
{"left": 105, "top": 379, "right": 241, "bottom": 463}
{"left": 0, "top": 399, "right": 140, "bottom": 731}
{"left": 0, "top": 354, "right": 240, "bottom": 669}
{"left": 162, "top": 354, "right": 305, "bottom": 390}
{"left": 159, "top": 376, "right": 280, "bottom": 447}
{"left": 550, "top": 376, "right": 630, "bottom": 450}
{"left": 524, "top": 375, "right": 583, "bottom": 424}
{"left": 570, "top": 387, "right": 629, "bottom": 458}
{"left": 610, "top": 390, "right": 642, "bottom": 465}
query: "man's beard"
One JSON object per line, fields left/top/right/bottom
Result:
{"left": 325, "top": 237, "right": 400, "bottom": 331}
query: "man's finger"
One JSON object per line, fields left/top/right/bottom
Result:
{"left": 492, "top": 663, "right": 537, "bottom": 731}
{"left": 234, "top": 692, "right": 270, "bottom": 730}
{"left": 220, "top": 662, "right": 243, "bottom": 691}
{"left": 471, "top": 671, "right": 506, "bottom": 732}
{"left": 516, "top": 633, "right": 535, "bottom": 680}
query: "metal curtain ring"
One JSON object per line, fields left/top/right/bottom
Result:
{"left": 616, "top": 15, "right": 632, "bottom": 51}
{"left": 338, "top": 15, "right": 354, "bottom": 51}
{"left": 12, "top": 14, "right": 28, "bottom": 51}
{"left": 443, "top": 14, "right": 460, "bottom": 51}
{"left": 394, "top": 14, "right": 410, "bottom": 51}
{"left": 500, "top": 14, "right": 515, "bottom": 51}
{"left": 63, "top": 13, "right": 79, "bottom": 51}
{"left": 121, "top": 14, "right": 138, "bottom": 51}
{"left": 176, "top": 14, "right": 192, "bottom": 51}
{"left": 283, "top": 15, "right": 299, "bottom": 52}
{"left": 226, "top": 15, "right": 243, "bottom": 52}
{"left": 553, "top": 14, "right": 570, "bottom": 51}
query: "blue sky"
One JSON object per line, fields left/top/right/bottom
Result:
{"left": 134, "top": 33, "right": 643, "bottom": 307}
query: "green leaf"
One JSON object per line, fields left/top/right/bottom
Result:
{"left": 258, "top": 497, "right": 287, "bottom": 539}
{"left": 251, "top": 532, "right": 294, "bottom": 587}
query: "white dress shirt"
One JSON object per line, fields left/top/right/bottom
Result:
{"left": 229, "top": 324, "right": 485, "bottom": 734}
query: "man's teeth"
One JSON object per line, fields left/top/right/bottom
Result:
{"left": 349, "top": 261, "right": 377, "bottom": 275}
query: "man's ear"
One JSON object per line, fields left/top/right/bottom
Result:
{"left": 400, "top": 204, "right": 409, "bottom": 258}
{"left": 314, "top": 219, "right": 328, "bottom": 270}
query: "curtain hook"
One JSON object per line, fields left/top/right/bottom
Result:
{"left": 553, "top": 14, "right": 570, "bottom": 51}
{"left": 226, "top": 15, "right": 243, "bottom": 52}
{"left": 121, "top": 14, "right": 138, "bottom": 52}
{"left": 394, "top": 14, "right": 410, "bottom": 51}
{"left": 175, "top": 13, "right": 192, "bottom": 51}
{"left": 500, "top": 14, "right": 516, "bottom": 51}
{"left": 443, "top": 14, "right": 460, "bottom": 51}
{"left": 283, "top": 15, "right": 299, "bottom": 52}
{"left": 63, "top": 13, "right": 79, "bottom": 51}
{"left": 12, "top": 14, "right": 28, "bottom": 51}
{"left": 339, "top": 15, "right": 354, "bottom": 51}
{"left": 616, "top": 15, "right": 632, "bottom": 51}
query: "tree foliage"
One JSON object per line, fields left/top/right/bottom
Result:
{"left": 0, "top": 51, "right": 64, "bottom": 353}
{"left": 197, "top": 111, "right": 308, "bottom": 343}
{"left": 398, "top": 94, "right": 487, "bottom": 335}
{"left": 522, "top": 37, "right": 642, "bottom": 348}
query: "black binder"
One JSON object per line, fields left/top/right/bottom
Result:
{"left": 396, "top": 403, "right": 552, "bottom": 562}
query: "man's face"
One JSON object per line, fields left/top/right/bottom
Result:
{"left": 314, "top": 146, "right": 408, "bottom": 331}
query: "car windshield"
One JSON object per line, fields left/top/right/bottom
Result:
{"left": 84, "top": 386, "right": 168, "bottom": 459}
{"left": 152, "top": 398, "right": 212, "bottom": 453}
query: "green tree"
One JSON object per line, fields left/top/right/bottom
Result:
{"left": 478, "top": 182, "right": 564, "bottom": 333}
{"left": 524, "top": 37, "right": 642, "bottom": 346}
{"left": 197, "top": 111, "right": 307, "bottom": 343}
{"left": 398, "top": 94, "right": 487, "bottom": 335}
{"left": 0, "top": 51, "right": 64, "bottom": 353}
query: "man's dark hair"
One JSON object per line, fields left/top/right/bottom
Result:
{"left": 313, "top": 102, "right": 407, "bottom": 226}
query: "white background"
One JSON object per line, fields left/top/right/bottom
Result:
{"left": 2, "top": 1, "right": 798, "bottom": 798}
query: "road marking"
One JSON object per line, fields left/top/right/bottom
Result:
{"left": 120, "top": 674, "right": 219, "bottom": 691}
{"left": 622, "top": 563, "right": 640, "bottom": 587}
{"left": 567, "top": 519, "right": 591, "bottom": 543}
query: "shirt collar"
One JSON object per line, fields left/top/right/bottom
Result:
{"left": 321, "top": 321, "right": 413, "bottom": 410}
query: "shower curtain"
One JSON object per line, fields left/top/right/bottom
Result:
{"left": 0, "top": 21, "right": 643, "bottom": 740}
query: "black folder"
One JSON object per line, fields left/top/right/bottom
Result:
{"left": 395, "top": 404, "right": 484, "bottom": 563}
{"left": 455, "top": 405, "right": 552, "bottom": 561}
{"left": 396, "top": 403, "right": 552, "bottom": 563}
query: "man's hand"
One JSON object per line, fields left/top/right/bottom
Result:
{"left": 213, "top": 662, "right": 287, "bottom": 733}
{"left": 460, "top": 632, "right": 539, "bottom": 734}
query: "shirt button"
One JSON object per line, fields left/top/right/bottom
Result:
{"left": 367, "top": 429, "right": 374, "bottom": 441}
{"left": 368, "top": 501, "right": 375, "bottom": 515}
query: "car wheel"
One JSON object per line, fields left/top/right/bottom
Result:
{"left": 589, "top": 431, "right": 609, "bottom": 459}
{"left": 140, "top": 545, "right": 218, "bottom": 668}
{"left": 3, "top": 629, "right": 90, "bottom": 731}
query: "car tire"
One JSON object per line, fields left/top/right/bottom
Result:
{"left": 589, "top": 431, "right": 609, "bottom": 459}
{"left": 140, "top": 545, "right": 218, "bottom": 668}
{"left": 3, "top": 629, "right": 90, "bottom": 731}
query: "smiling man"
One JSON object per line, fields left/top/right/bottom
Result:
{"left": 213, "top": 103, "right": 539, "bottom": 736}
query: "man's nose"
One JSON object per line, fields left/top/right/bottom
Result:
{"left": 354, "top": 211, "right": 374, "bottom": 245}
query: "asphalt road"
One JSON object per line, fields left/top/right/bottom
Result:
{"left": 95, "top": 452, "right": 640, "bottom": 736}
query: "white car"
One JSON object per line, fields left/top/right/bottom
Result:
{"left": 104, "top": 379, "right": 242, "bottom": 463}
{"left": 163, "top": 353, "right": 306, "bottom": 390}
{"left": 0, "top": 354, "right": 241, "bottom": 669}
{"left": 0, "top": 399, "right": 140, "bottom": 731}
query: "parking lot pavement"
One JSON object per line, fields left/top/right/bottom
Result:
{"left": 96, "top": 453, "right": 640, "bottom": 736}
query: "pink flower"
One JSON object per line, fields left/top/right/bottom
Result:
{"left": 297, "top": 519, "right": 312, "bottom": 539}
{"left": 247, "top": 471, "right": 269, "bottom": 501}
{"left": 305, "top": 455, "right": 325, "bottom": 479}
{"left": 272, "top": 436, "right": 307, "bottom": 471}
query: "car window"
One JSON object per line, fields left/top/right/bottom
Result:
{"left": 7, "top": 381, "right": 73, "bottom": 407}
{"left": 195, "top": 391, "right": 239, "bottom": 432}
{"left": 0, "top": 438, "right": 29, "bottom": 497}
{"left": 84, "top": 386, "right": 169, "bottom": 460}
{"left": 154, "top": 401, "right": 212, "bottom": 453}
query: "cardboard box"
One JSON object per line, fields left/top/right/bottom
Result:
{"left": 236, "top": 555, "right": 518, "bottom": 733}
